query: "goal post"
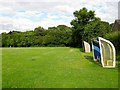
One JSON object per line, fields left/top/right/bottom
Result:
{"left": 92, "top": 40, "right": 101, "bottom": 61}
{"left": 83, "top": 41, "right": 91, "bottom": 53}
{"left": 92, "top": 37, "right": 116, "bottom": 68}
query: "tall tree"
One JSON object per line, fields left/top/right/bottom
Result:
{"left": 83, "top": 19, "right": 111, "bottom": 43}
{"left": 34, "top": 26, "right": 45, "bottom": 36}
{"left": 70, "top": 7, "right": 96, "bottom": 47}
{"left": 70, "top": 7, "right": 110, "bottom": 47}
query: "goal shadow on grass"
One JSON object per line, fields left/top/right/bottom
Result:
{"left": 84, "top": 55, "right": 102, "bottom": 67}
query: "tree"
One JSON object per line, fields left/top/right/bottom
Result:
{"left": 1, "top": 7, "right": 111, "bottom": 48}
{"left": 57, "top": 25, "right": 72, "bottom": 46}
{"left": 70, "top": 7, "right": 96, "bottom": 47}
{"left": 70, "top": 7, "right": 111, "bottom": 47}
{"left": 34, "top": 26, "right": 45, "bottom": 36}
{"left": 83, "top": 19, "right": 111, "bottom": 43}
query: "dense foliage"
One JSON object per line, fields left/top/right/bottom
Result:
{"left": 104, "top": 31, "right": 120, "bottom": 62}
{"left": 70, "top": 7, "right": 111, "bottom": 47}
{"left": 1, "top": 7, "right": 112, "bottom": 47}
{"left": 2, "top": 25, "right": 72, "bottom": 47}
{"left": 104, "top": 31, "right": 120, "bottom": 54}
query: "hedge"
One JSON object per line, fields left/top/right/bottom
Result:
{"left": 104, "top": 31, "right": 120, "bottom": 54}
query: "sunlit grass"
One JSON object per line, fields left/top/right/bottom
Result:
{"left": 0, "top": 48, "right": 2, "bottom": 89}
{"left": 2, "top": 47, "right": 118, "bottom": 88}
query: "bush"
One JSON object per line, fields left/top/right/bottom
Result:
{"left": 104, "top": 31, "right": 120, "bottom": 54}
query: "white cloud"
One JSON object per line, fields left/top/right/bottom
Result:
{"left": 95, "top": 2, "right": 118, "bottom": 23}
{"left": 12, "top": 18, "right": 38, "bottom": 30}
{"left": 0, "top": 16, "right": 39, "bottom": 32}
{"left": 14, "top": 11, "right": 43, "bottom": 19}
{"left": 0, "top": 0, "right": 119, "bottom": 33}
{"left": 17, "top": 11, "right": 38, "bottom": 17}
{"left": 0, "top": 16, "right": 13, "bottom": 24}
{"left": 47, "top": 14, "right": 59, "bottom": 19}
{"left": 55, "top": 5, "right": 75, "bottom": 13}
{"left": 0, "top": 30, "right": 9, "bottom": 33}
{"left": 0, "top": 13, "right": 72, "bottom": 33}
{"left": 38, "top": 18, "right": 71, "bottom": 29}
{"left": 0, "top": 6, "right": 13, "bottom": 12}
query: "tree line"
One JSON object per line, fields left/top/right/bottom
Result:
{"left": 1, "top": 7, "right": 112, "bottom": 47}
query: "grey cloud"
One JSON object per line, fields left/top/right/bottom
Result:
{"left": 0, "top": 24, "right": 14, "bottom": 31}
{"left": 0, "top": 0, "right": 119, "bottom": 33}
{"left": 0, "top": 24, "right": 13, "bottom": 29}
{"left": 0, "top": 2, "right": 66, "bottom": 12}
{"left": 118, "top": 1, "right": 120, "bottom": 19}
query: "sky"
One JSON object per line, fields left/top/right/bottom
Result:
{"left": 0, "top": 0, "right": 119, "bottom": 33}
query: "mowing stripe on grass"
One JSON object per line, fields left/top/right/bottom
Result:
{"left": 2, "top": 47, "right": 118, "bottom": 88}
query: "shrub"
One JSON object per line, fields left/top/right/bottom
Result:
{"left": 104, "top": 31, "right": 120, "bottom": 54}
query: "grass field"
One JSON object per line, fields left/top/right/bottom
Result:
{"left": 2, "top": 47, "right": 118, "bottom": 88}
{"left": 0, "top": 48, "right": 2, "bottom": 89}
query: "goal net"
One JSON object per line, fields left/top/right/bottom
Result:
{"left": 92, "top": 37, "right": 116, "bottom": 68}
{"left": 99, "top": 37, "right": 116, "bottom": 68}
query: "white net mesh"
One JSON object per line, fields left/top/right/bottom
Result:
{"left": 100, "top": 40, "right": 113, "bottom": 66}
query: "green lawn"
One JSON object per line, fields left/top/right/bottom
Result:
{"left": 2, "top": 47, "right": 118, "bottom": 88}
{"left": 0, "top": 48, "right": 2, "bottom": 89}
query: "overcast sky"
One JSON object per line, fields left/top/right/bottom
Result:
{"left": 0, "top": 0, "right": 119, "bottom": 33}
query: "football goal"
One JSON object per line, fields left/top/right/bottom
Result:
{"left": 83, "top": 41, "right": 91, "bottom": 53}
{"left": 92, "top": 37, "right": 116, "bottom": 68}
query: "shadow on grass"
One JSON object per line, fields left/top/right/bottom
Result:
{"left": 116, "top": 54, "right": 120, "bottom": 68}
{"left": 84, "top": 55, "right": 102, "bottom": 67}
{"left": 69, "top": 47, "right": 84, "bottom": 52}
{"left": 79, "top": 48, "right": 84, "bottom": 52}
{"left": 69, "top": 47, "right": 102, "bottom": 67}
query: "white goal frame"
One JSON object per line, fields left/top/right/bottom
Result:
{"left": 92, "top": 37, "right": 116, "bottom": 68}
{"left": 98, "top": 37, "right": 116, "bottom": 68}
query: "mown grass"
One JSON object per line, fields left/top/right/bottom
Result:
{"left": 0, "top": 48, "right": 2, "bottom": 89}
{"left": 2, "top": 47, "right": 118, "bottom": 88}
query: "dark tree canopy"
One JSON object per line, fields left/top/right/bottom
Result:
{"left": 2, "top": 25, "right": 72, "bottom": 47}
{"left": 70, "top": 7, "right": 111, "bottom": 47}
{"left": 34, "top": 26, "right": 45, "bottom": 36}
